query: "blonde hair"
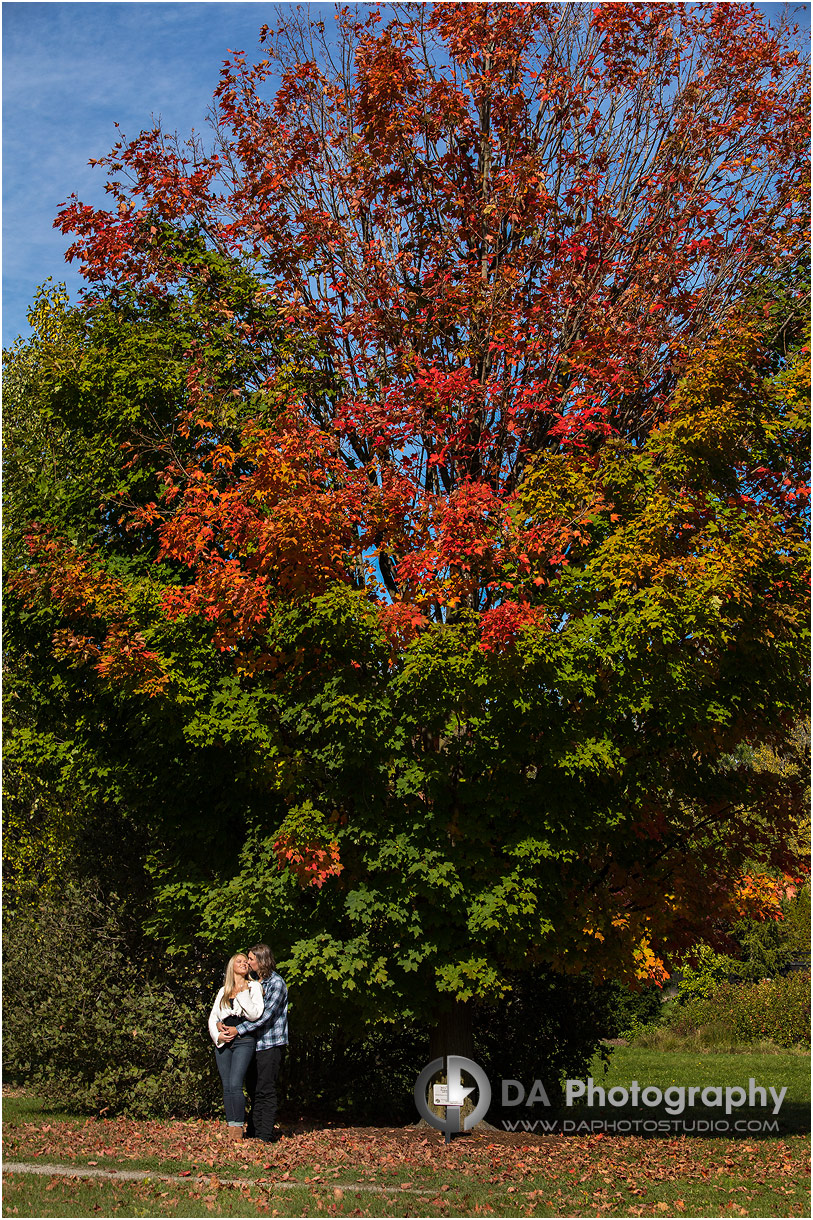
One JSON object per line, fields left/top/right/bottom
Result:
{"left": 223, "top": 953, "right": 249, "bottom": 1005}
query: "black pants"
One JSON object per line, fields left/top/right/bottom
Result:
{"left": 245, "top": 1046, "right": 284, "bottom": 1139}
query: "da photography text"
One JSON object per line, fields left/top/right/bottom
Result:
{"left": 504, "top": 1076, "right": 787, "bottom": 1117}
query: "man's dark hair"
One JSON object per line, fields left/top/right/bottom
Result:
{"left": 248, "top": 943, "right": 276, "bottom": 978}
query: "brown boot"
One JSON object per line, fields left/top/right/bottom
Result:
{"left": 226, "top": 1125, "right": 244, "bottom": 1142}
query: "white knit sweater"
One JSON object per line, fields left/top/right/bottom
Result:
{"left": 207, "top": 980, "right": 264, "bottom": 1047}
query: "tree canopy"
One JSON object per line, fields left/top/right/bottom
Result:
{"left": 5, "top": 3, "right": 809, "bottom": 1042}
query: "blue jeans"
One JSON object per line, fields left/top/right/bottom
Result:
{"left": 215, "top": 1036, "right": 256, "bottom": 1125}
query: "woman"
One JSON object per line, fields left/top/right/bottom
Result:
{"left": 208, "top": 953, "right": 264, "bottom": 1140}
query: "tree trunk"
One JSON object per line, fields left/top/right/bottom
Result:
{"left": 423, "top": 1000, "right": 481, "bottom": 1129}
{"left": 429, "top": 999, "right": 474, "bottom": 1061}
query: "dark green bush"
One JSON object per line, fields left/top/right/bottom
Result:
{"left": 282, "top": 1023, "right": 426, "bottom": 1124}
{"left": 602, "top": 980, "right": 664, "bottom": 1039}
{"left": 2, "top": 883, "right": 221, "bottom": 1118}
{"left": 728, "top": 885, "right": 811, "bottom": 983}
{"left": 474, "top": 968, "right": 614, "bottom": 1110}
{"left": 283, "top": 969, "right": 616, "bottom": 1123}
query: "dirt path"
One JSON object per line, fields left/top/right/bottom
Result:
{"left": 2, "top": 1161, "right": 433, "bottom": 1196}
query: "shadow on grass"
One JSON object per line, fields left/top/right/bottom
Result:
{"left": 1, "top": 1092, "right": 88, "bottom": 1125}
{"left": 5, "top": 1083, "right": 810, "bottom": 1142}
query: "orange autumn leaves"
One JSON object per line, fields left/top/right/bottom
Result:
{"left": 12, "top": 324, "right": 808, "bottom": 676}
{"left": 13, "top": 529, "right": 168, "bottom": 698}
{"left": 144, "top": 407, "right": 566, "bottom": 652}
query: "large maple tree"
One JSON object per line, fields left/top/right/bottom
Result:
{"left": 7, "top": 3, "right": 809, "bottom": 1047}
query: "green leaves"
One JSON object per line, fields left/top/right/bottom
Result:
{"left": 4, "top": 42, "right": 809, "bottom": 1038}
{"left": 3, "top": 883, "right": 221, "bottom": 1118}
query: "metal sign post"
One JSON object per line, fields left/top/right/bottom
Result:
{"left": 415, "top": 1057, "right": 492, "bottom": 1143}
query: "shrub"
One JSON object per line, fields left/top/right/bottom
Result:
{"left": 727, "top": 971, "right": 810, "bottom": 1047}
{"left": 602, "top": 980, "right": 664, "bottom": 1040}
{"left": 674, "top": 943, "right": 743, "bottom": 1004}
{"left": 475, "top": 968, "right": 615, "bottom": 1110}
{"left": 2, "top": 883, "right": 221, "bottom": 1118}
{"left": 662, "top": 971, "right": 810, "bottom": 1050}
{"left": 668, "top": 886, "right": 811, "bottom": 1012}
{"left": 282, "top": 1023, "right": 426, "bottom": 1124}
{"left": 284, "top": 969, "right": 616, "bottom": 1123}
{"left": 732, "top": 885, "right": 811, "bottom": 982}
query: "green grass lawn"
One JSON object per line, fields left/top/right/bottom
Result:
{"left": 494, "top": 1045, "right": 810, "bottom": 1138}
{"left": 580, "top": 1046, "right": 811, "bottom": 1136}
{"left": 597, "top": 1046, "right": 810, "bottom": 1098}
{"left": 3, "top": 1137, "right": 810, "bottom": 1218}
{"left": 3, "top": 1154, "right": 810, "bottom": 1220}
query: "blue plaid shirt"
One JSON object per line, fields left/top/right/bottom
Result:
{"left": 235, "top": 971, "right": 288, "bottom": 1050}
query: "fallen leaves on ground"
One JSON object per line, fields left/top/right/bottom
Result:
{"left": 3, "top": 1109, "right": 809, "bottom": 1197}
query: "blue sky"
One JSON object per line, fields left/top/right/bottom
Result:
{"left": 2, "top": 1, "right": 335, "bottom": 346}
{"left": 3, "top": 1, "right": 810, "bottom": 348}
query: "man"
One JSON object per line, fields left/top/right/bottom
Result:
{"left": 218, "top": 942, "right": 288, "bottom": 1142}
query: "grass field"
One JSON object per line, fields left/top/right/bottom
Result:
{"left": 561, "top": 1046, "right": 812, "bottom": 1136}
{"left": 490, "top": 1045, "right": 810, "bottom": 1137}
{"left": 3, "top": 1046, "right": 810, "bottom": 1217}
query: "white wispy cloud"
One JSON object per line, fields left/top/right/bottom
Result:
{"left": 3, "top": 0, "right": 276, "bottom": 343}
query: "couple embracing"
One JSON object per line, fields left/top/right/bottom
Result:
{"left": 207, "top": 943, "right": 288, "bottom": 1143}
